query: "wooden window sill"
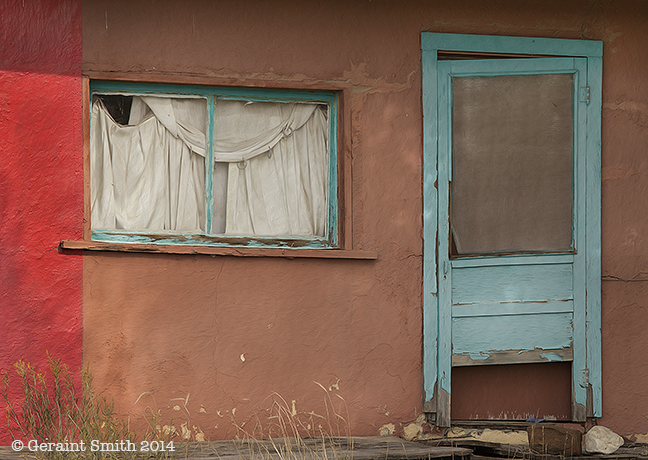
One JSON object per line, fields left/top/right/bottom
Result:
{"left": 59, "top": 240, "right": 378, "bottom": 260}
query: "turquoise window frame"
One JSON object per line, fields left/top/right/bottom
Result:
{"left": 89, "top": 80, "right": 339, "bottom": 249}
{"left": 422, "top": 33, "right": 602, "bottom": 421}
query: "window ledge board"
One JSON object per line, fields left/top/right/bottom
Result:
{"left": 59, "top": 240, "right": 378, "bottom": 260}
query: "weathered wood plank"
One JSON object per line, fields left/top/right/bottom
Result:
{"left": 527, "top": 424, "right": 582, "bottom": 456}
{"left": 0, "top": 437, "right": 471, "bottom": 460}
{"left": 452, "top": 264, "right": 573, "bottom": 305}
{"left": 422, "top": 33, "right": 603, "bottom": 57}
{"left": 452, "top": 301, "right": 573, "bottom": 318}
{"left": 435, "top": 60, "right": 454, "bottom": 427}
{"left": 59, "top": 240, "right": 377, "bottom": 259}
{"left": 585, "top": 54, "right": 603, "bottom": 418}
{"left": 452, "top": 313, "right": 573, "bottom": 356}
{"left": 422, "top": 43, "right": 440, "bottom": 415}
{"left": 452, "top": 347, "right": 573, "bottom": 366}
{"left": 430, "top": 439, "right": 528, "bottom": 458}
{"left": 529, "top": 453, "right": 639, "bottom": 460}
{"left": 450, "top": 254, "right": 574, "bottom": 269}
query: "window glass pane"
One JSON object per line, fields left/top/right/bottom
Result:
{"left": 212, "top": 100, "right": 329, "bottom": 237}
{"left": 451, "top": 73, "right": 573, "bottom": 254}
{"left": 90, "top": 83, "right": 335, "bottom": 246}
{"left": 90, "top": 96, "right": 207, "bottom": 232}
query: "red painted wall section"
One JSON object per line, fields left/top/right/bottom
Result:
{"left": 0, "top": 0, "right": 83, "bottom": 445}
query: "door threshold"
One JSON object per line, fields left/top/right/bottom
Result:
{"left": 450, "top": 420, "right": 584, "bottom": 430}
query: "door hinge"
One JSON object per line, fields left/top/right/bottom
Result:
{"left": 580, "top": 85, "right": 590, "bottom": 104}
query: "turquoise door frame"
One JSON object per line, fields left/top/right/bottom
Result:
{"left": 422, "top": 33, "right": 602, "bottom": 426}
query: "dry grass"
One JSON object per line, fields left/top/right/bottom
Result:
{"left": 3, "top": 356, "right": 353, "bottom": 460}
{"left": 2, "top": 354, "right": 175, "bottom": 459}
{"left": 209, "top": 382, "right": 352, "bottom": 460}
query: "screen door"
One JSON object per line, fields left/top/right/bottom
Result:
{"left": 435, "top": 57, "right": 589, "bottom": 425}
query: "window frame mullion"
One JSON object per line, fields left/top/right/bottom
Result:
{"left": 205, "top": 95, "right": 216, "bottom": 235}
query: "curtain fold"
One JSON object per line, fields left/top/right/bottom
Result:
{"left": 212, "top": 102, "right": 317, "bottom": 162}
{"left": 212, "top": 100, "right": 329, "bottom": 237}
{"left": 133, "top": 96, "right": 207, "bottom": 157}
{"left": 90, "top": 98, "right": 206, "bottom": 232}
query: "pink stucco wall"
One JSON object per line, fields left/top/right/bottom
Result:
{"left": 0, "top": 0, "right": 83, "bottom": 445}
{"left": 79, "top": 0, "right": 648, "bottom": 441}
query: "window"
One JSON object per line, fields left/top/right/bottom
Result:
{"left": 89, "top": 81, "right": 338, "bottom": 249}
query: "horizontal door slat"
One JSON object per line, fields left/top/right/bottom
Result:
{"left": 452, "top": 300, "right": 573, "bottom": 318}
{"left": 452, "top": 312, "right": 573, "bottom": 355}
{"left": 452, "top": 263, "right": 573, "bottom": 304}
{"left": 452, "top": 347, "right": 573, "bottom": 366}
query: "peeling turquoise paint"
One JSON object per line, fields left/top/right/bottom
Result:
{"left": 452, "top": 314, "right": 574, "bottom": 355}
{"left": 469, "top": 353, "right": 490, "bottom": 361}
{"left": 91, "top": 231, "right": 334, "bottom": 249}
{"left": 541, "top": 353, "right": 565, "bottom": 362}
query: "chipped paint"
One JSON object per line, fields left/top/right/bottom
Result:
{"left": 162, "top": 425, "right": 176, "bottom": 437}
{"left": 180, "top": 422, "right": 191, "bottom": 440}
{"left": 379, "top": 423, "right": 395, "bottom": 436}
{"left": 454, "top": 347, "right": 573, "bottom": 366}
{"left": 633, "top": 433, "right": 648, "bottom": 443}
{"left": 540, "top": 352, "right": 565, "bottom": 362}
{"left": 402, "top": 421, "right": 423, "bottom": 441}
{"left": 469, "top": 353, "right": 490, "bottom": 360}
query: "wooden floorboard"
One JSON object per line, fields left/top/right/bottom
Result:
{"left": 427, "top": 439, "right": 528, "bottom": 458}
{"left": 3, "top": 437, "right": 647, "bottom": 460}
{"left": 425, "top": 439, "right": 648, "bottom": 460}
{"left": 0, "top": 437, "right": 472, "bottom": 460}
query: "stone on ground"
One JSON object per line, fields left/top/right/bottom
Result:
{"left": 584, "top": 426, "right": 624, "bottom": 454}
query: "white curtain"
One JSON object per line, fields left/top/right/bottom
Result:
{"left": 213, "top": 100, "right": 329, "bottom": 237}
{"left": 91, "top": 96, "right": 329, "bottom": 238}
{"left": 91, "top": 96, "right": 207, "bottom": 232}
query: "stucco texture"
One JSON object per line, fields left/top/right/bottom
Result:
{"left": 0, "top": 0, "right": 83, "bottom": 445}
{"left": 78, "top": 0, "right": 648, "bottom": 441}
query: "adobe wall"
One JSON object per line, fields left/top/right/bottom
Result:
{"left": 80, "top": 0, "right": 648, "bottom": 440}
{"left": 0, "top": 0, "right": 83, "bottom": 445}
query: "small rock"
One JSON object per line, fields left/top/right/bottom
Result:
{"left": 584, "top": 426, "right": 624, "bottom": 454}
